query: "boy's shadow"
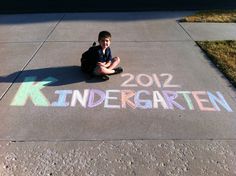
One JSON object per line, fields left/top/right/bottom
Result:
{"left": 0, "top": 66, "right": 105, "bottom": 86}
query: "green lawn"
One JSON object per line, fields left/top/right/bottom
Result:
{"left": 182, "top": 10, "right": 236, "bottom": 23}
{"left": 182, "top": 10, "right": 236, "bottom": 87}
{"left": 197, "top": 41, "right": 236, "bottom": 87}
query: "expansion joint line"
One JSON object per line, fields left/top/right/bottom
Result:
{"left": 177, "top": 21, "right": 195, "bottom": 41}
{"left": 0, "top": 14, "right": 66, "bottom": 101}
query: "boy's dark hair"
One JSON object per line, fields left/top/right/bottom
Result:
{"left": 98, "top": 31, "right": 112, "bottom": 41}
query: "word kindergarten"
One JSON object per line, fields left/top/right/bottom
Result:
{"left": 10, "top": 74, "right": 234, "bottom": 112}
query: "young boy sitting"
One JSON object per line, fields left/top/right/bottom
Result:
{"left": 93, "top": 31, "right": 123, "bottom": 80}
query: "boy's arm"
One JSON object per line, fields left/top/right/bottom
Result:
{"left": 97, "top": 62, "right": 105, "bottom": 66}
{"left": 96, "top": 47, "right": 112, "bottom": 67}
{"left": 101, "top": 48, "right": 112, "bottom": 67}
{"left": 104, "top": 61, "right": 111, "bottom": 67}
{"left": 97, "top": 61, "right": 111, "bottom": 67}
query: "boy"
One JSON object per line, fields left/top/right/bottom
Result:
{"left": 93, "top": 31, "right": 123, "bottom": 80}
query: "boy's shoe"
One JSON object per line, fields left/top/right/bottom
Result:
{"left": 113, "top": 67, "right": 123, "bottom": 74}
{"left": 101, "top": 75, "right": 110, "bottom": 81}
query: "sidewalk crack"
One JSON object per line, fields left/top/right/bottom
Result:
{"left": 177, "top": 21, "right": 195, "bottom": 41}
{"left": 0, "top": 14, "right": 66, "bottom": 101}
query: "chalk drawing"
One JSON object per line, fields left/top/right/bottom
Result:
{"left": 51, "top": 90, "right": 72, "bottom": 107}
{"left": 121, "top": 90, "right": 136, "bottom": 109}
{"left": 153, "top": 91, "right": 169, "bottom": 109}
{"left": 162, "top": 90, "right": 185, "bottom": 110}
{"left": 208, "top": 91, "right": 233, "bottom": 112}
{"left": 104, "top": 90, "right": 120, "bottom": 109}
{"left": 71, "top": 89, "right": 89, "bottom": 108}
{"left": 121, "top": 73, "right": 180, "bottom": 88}
{"left": 192, "top": 91, "right": 216, "bottom": 111}
{"left": 136, "top": 74, "right": 154, "bottom": 87}
{"left": 88, "top": 89, "right": 106, "bottom": 108}
{"left": 134, "top": 90, "right": 153, "bottom": 109}
{"left": 10, "top": 76, "right": 57, "bottom": 106}
{"left": 10, "top": 74, "right": 234, "bottom": 112}
{"left": 177, "top": 91, "right": 194, "bottom": 110}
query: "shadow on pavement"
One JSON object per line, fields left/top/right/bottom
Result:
{"left": 0, "top": 12, "right": 190, "bottom": 25}
{"left": 0, "top": 65, "right": 106, "bottom": 86}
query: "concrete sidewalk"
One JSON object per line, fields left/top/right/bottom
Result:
{"left": 0, "top": 12, "right": 236, "bottom": 175}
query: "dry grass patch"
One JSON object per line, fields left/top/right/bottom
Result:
{"left": 182, "top": 10, "right": 236, "bottom": 23}
{"left": 197, "top": 41, "right": 236, "bottom": 87}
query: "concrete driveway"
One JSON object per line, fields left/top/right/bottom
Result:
{"left": 0, "top": 12, "right": 236, "bottom": 175}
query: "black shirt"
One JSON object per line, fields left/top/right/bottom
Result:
{"left": 95, "top": 45, "right": 112, "bottom": 63}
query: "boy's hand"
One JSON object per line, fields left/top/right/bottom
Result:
{"left": 97, "top": 62, "right": 105, "bottom": 66}
{"left": 97, "top": 61, "right": 111, "bottom": 68}
{"left": 104, "top": 61, "right": 111, "bottom": 68}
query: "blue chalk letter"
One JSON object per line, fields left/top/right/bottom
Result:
{"left": 208, "top": 91, "right": 233, "bottom": 112}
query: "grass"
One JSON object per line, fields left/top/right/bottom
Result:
{"left": 197, "top": 41, "right": 236, "bottom": 87}
{"left": 182, "top": 10, "right": 236, "bottom": 87}
{"left": 182, "top": 10, "right": 236, "bottom": 22}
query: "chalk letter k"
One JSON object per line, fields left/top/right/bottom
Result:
{"left": 10, "top": 76, "right": 57, "bottom": 106}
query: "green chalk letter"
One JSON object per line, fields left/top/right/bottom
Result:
{"left": 10, "top": 76, "right": 57, "bottom": 106}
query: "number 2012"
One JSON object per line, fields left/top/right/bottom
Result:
{"left": 121, "top": 73, "right": 181, "bottom": 88}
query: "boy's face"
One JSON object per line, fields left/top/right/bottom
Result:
{"left": 99, "top": 37, "right": 111, "bottom": 50}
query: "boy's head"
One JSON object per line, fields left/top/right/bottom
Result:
{"left": 98, "top": 31, "right": 111, "bottom": 50}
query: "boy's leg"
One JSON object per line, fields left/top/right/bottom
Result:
{"left": 108, "top": 57, "right": 120, "bottom": 70}
{"left": 95, "top": 65, "right": 115, "bottom": 75}
{"left": 93, "top": 66, "right": 110, "bottom": 81}
{"left": 109, "top": 57, "right": 123, "bottom": 74}
{"left": 93, "top": 56, "right": 122, "bottom": 76}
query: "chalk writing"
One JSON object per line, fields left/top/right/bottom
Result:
{"left": 10, "top": 75, "right": 234, "bottom": 112}
{"left": 10, "top": 76, "right": 57, "bottom": 106}
{"left": 121, "top": 73, "right": 180, "bottom": 88}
